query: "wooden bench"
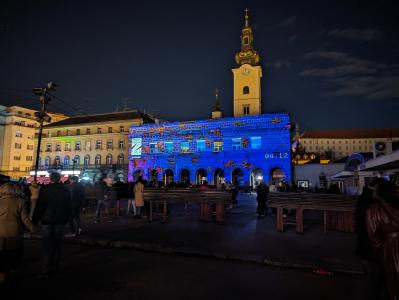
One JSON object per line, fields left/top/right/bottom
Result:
{"left": 143, "top": 188, "right": 232, "bottom": 223}
{"left": 267, "top": 192, "right": 357, "bottom": 234}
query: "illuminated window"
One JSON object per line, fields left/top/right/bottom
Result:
{"left": 76, "top": 129, "right": 80, "bottom": 135}
{"left": 150, "top": 143, "right": 158, "bottom": 153}
{"left": 54, "top": 156, "right": 61, "bottom": 165}
{"left": 96, "top": 140, "right": 102, "bottom": 150}
{"left": 55, "top": 144, "right": 61, "bottom": 151}
{"left": 243, "top": 86, "right": 250, "bottom": 94}
{"left": 95, "top": 155, "right": 101, "bottom": 165}
{"left": 107, "top": 140, "right": 113, "bottom": 150}
{"left": 73, "top": 155, "right": 80, "bottom": 165}
{"left": 181, "top": 142, "right": 189, "bottom": 153}
{"left": 75, "top": 142, "right": 81, "bottom": 151}
{"left": 120, "top": 126, "right": 125, "bottom": 133}
{"left": 119, "top": 140, "right": 125, "bottom": 149}
{"left": 232, "top": 138, "right": 242, "bottom": 150}
{"left": 15, "top": 131, "right": 23, "bottom": 138}
{"left": 97, "top": 128, "right": 102, "bottom": 134}
{"left": 165, "top": 142, "right": 173, "bottom": 153}
{"left": 64, "top": 156, "right": 70, "bottom": 165}
{"left": 243, "top": 105, "right": 250, "bottom": 115}
{"left": 84, "top": 155, "right": 90, "bottom": 166}
{"left": 108, "top": 127, "right": 112, "bottom": 133}
{"left": 45, "top": 143, "right": 51, "bottom": 151}
{"left": 45, "top": 156, "right": 51, "bottom": 166}
{"left": 196, "top": 140, "right": 206, "bottom": 151}
{"left": 251, "top": 137, "right": 261, "bottom": 149}
{"left": 65, "top": 143, "right": 71, "bottom": 151}
{"left": 243, "top": 37, "right": 249, "bottom": 45}
{"left": 117, "top": 154, "right": 124, "bottom": 165}
{"left": 214, "top": 141, "right": 223, "bottom": 152}
{"left": 106, "top": 154, "right": 112, "bottom": 165}
{"left": 57, "top": 130, "right": 61, "bottom": 136}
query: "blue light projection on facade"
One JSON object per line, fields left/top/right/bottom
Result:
{"left": 129, "top": 113, "right": 292, "bottom": 187}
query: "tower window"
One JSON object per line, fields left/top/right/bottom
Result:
{"left": 243, "top": 86, "right": 250, "bottom": 94}
{"left": 243, "top": 37, "right": 249, "bottom": 45}
{"left": 243, "top": 105, "right": 250, "bottom": 115}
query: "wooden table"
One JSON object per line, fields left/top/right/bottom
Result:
{"left": 267, "top": 192, "right": 357, "bottom": 234}
{"left": 143, "top": 189, "right": 232, "bottom": 223}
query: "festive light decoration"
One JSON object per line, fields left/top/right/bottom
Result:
{"left": 129, "top": 113, "right": 291, "bottom": 185}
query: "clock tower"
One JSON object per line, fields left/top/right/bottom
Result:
{"left": 232, "top": 9, "right": 262, "bottom": 117}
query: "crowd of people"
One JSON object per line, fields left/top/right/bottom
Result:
{"left": 1, "top": 173, "right": 398, "bottom": 299}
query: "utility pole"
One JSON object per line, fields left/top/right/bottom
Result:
{"left": 33, "top": 82, "right": 57, "bottom": 181}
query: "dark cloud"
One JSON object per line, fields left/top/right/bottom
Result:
{"left": 267, "top": 61, "right": 291, "bottom": 69}
{"left": 275, "top": 16, "right": 296, "bottom": 28}
{"left": 288, "top": 34, "right": 301, "bottom": 43}
{"left": 301, "top": 51, "right": 399, "bottom": 100}
{"left": 328, "top": 28, "right": 383, "bottom": 42}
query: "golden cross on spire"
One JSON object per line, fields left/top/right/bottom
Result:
{"left": 244, "top": 8, "right": 249, "bottom": 27}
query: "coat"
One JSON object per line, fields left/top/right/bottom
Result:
{"left": 0, "top": 195, "right": 35, "bottom": 250}
{"left": 34, "top": 183, "right": 72, "bottom": 225}
{"left": 134, "top": 182, "right": 145, "bottom": 207}
{"left": 366, "top": 201, "right": 399, "bottom": 300}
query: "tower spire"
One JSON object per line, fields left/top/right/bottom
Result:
{"left": 235, "top": 9, "right": 260, "bottom": 66}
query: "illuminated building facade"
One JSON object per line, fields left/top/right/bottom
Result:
{"left": 129, "top": 113, "right": 291, "bottom": 187}
{"left": 33, "top": 111, "right": 157, "bottom": 182}
{"left": 0, "top": 105, "right": 67, "bottom": 179}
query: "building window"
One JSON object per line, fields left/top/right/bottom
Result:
{"left": 95, "top": 154, "right": 101, "bottom": 165}
{"left": 214, "top": 141, "right": 223, "bottom": 152}
{"left": 65, "top": 143, "right": 71, "bottom": 151}
{"left": 243, "top": 86, "right": 250, "bottom": 94}
{"left": 55, "top": 144, "right": 61, "bottom": 151}
{"left": 180, "top": 142, "right": 190, "bottom": 153}
{"left": 232, "top": 138, "right": 242, "bottom": 150}
{"left": 84, "top": 155, "right": 90, "bottom": 166}
{"left": 54, "top": 156, "right": 61, "bottom": 165}
{"left": 73, "top": 155, "right": 80, "bottom": 165}
{"left": 97, "top": 128, "right": 102, "bottom": 134}
{"left": 76, "top": 129, "right": 80, "bottom": 135}
{"left": 66, "top": 129, "right": 70, "bottom": 136}
{"left": 15, "top": 143, "right": 22, "bottom": 149}
{"left": 243, "top": 37, "right": 249, "bottom": 45}
{"left": 45, "top": 157, "right": 51, "bottom": 166}
{"left": 107, "top": 140, "right": 113, "bottom": 150}
{"left": 45, "top": 143, "right": 51, "bottom": 151}
{"left": 27, "top": 145, "right": 33, "bottom": 150}
{"left": 15, "top": 131, "right": 23, "bottom": 138}
{"left": 106, "top": 154, "right": 112, "bottom": 165}
{"left": 196, "top": 140, "right": 206, "bottom": 152}
{"left": 75, "top": 142, "right": 81, "bottom": 151}
{"left": 108, "top": 127, "right": 112, "bottom": 133}
{"left": 14, "top": 156, "right": 21, "bottom": 161}
{"left": 119, "top": 140, "right": 125, "bottom": 149}
{"left": 150, "top": 143, "right": 158, "bottom": 153}
{"left": 120, "top": 126, "right": 125, "bottom": 133}
{"left": 96, "top": 140, "right": 102, "bottom": 150}
{"left": 86, "top": 128, "right": 91, "bottom": 135}
{"left": 251, "top": 137, "right": 261, "bottom": 149}
{"left": 64, "top": 156, "right": 70, "bottom": 166}
{"left": 13, "top": 167, "right": 20, "bottom": 172}
{"left": 164, "top": 142, "right": 173, "bottom": 153}
{"left": 85, "top": 141, "right": 91, "bottom": 151}
{"left": 117, "top": 154, "right": 124, "bottom": 165}
{"left": 243, "top": 105, "right": 250, "bottom": 115}
{"left": 57, "top": 130, "right": 61, "bottom": 137}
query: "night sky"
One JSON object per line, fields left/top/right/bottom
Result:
{"left": 1, "top": 0, "right": 398, "bottom": 130}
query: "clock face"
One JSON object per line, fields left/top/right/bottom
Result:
{"left": 242, "top": 66, "right": 250, "bottom": 75}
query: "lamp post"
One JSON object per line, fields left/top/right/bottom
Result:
{"left": 33, "top": 82, "right": 57, "bottom": 182}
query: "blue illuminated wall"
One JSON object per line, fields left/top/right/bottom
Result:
{"left": 129, "top": 113, "right": 291, "bottom": 186}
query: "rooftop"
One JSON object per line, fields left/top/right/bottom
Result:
{"left": 300, "top": 128, "right": 399, "bottom": 139}
{"left": 44, "top": 110, "right": 155, "bottom": 128}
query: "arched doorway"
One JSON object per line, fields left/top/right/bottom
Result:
{"left": 164, "top": 169, "right": 174, "bottom": 186}
{"left": 232, "top": 168, "right": 244, "bottom": 187}
{"left": 180, "top": 169, "right": 190, "bottom": 186}
{"left": 213, "top": 168, "right": 224, "bottom": 187}
{"left": 132, "top": 169, "right": 143, "bottom": 182}
{"left": 196, "top": 168, "right": 207, "bottom": 185}
{"left": 149, "top": 169, "right": 158, "bottom": 187}
{"left": 270, "top": 168, "right": 286, "bottom": 186}
{"left": 250, "top": 168, "right": 264, "bottom": 189}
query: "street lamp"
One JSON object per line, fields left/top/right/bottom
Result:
{"left": 33, "top": 82, "right": 57, "bottom": 181}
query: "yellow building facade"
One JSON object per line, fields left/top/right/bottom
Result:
{"left": 232, "top": 11, "right": 262, "bottom": 117}
{"left": 0, "top": 105, "right": 67, "bottom": 179}
{"left": 34, "top": 111, "right": 157, "bottom": 182}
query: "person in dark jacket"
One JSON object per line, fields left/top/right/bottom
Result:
{"left": 256, "top": 181, "right": 269, "bottom": 217}
{"left": 366, "top": 179, "right": 399, "bottom": 300}
{"left": 65, "top": 176, "right": 85, "bottom": 237}
{"left": 34, "top": 172, "right": 71, "bottom": 277}
{"left": 355, "top": 179, "right": 385, "bottom": 300}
